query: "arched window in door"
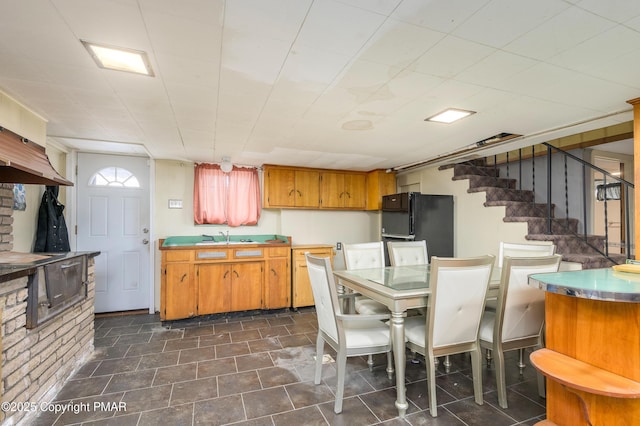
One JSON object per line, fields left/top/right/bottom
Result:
{"left": 89, "top": 166, "right": 140, "bottom": 188}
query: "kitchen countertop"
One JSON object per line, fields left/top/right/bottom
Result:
{"left": 0, "top": 251, "right": 100, "bottom": 283}
{"left": 528, "top": 267, "right": 640, "bottom": 303}
{"left": 160, "top": 234, "right": 291, "bottom": 248}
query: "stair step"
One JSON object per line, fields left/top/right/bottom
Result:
{"left": 470, "top": 186, "right": 534, "bottom": 202}
{"left": 504, "top": 217, "right": 580, "bottom": 234}
{"left": 454, "top": 175, "right": 516, "bottom": 189}
{"left": 486, "top": 201, "right": 555, "bottom": 218}
{"left": 452, "top": 164, "right": 499, "bottom": 178}
{"left": 527, "top": 233, "right": 606, "bottom": 254}
{"left": 561, "top": 253, "right": 626, "bottom": 269}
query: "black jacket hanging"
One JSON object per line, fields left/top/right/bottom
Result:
{"left": 34, "top": 186, "right": 70, "bottom": 252}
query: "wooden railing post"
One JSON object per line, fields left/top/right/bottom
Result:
{"left": 627, "top": 97, "right": 640, "bottom": 260}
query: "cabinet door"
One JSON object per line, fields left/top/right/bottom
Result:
{"left": 265, "top": 168, "right": 296, "bottom": 207}
{"left": 343, "top": 173, "right": 367, "bottom": 209}
{"left": 293, "top": 258, "right": 315, "bottom": 308}
{"left": 164, "top": 263, "right": 196, "bottom": 320}
{"left": 265, "top": 258, "right": 290, "bottom": 309}
{"left": 295, "top": 170, "right": 320, "bottom": 208}
{"left": 230, "top": 262, "right": 263, "bottom": 311}
{"left": 319, "top": 172, "right": 344, "bottom": 209}
{"left": 198, "top": 264, "right": 231, "bottom": 315}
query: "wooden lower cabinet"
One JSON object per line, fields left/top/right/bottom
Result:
{"left": 164, "top": 262, "right": 197, "bottom": 320}
{"left": 265, "top": 246, "right": 291, "bottom": 309}
{"left": 160, "top": 243, "right": 290, "bottom": 320}
{"left": 292, "top": 245, "right": 334, "bottom": 308}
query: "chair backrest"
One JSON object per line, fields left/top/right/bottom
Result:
{"left": 498, "top": 255, "right": 562, "bottom": 342}
{"left": 387, "top": 240, "right": 428, "bottom": 266}
{"left": 343, "top": 242, "right": 384, "bottom": 270}
{"left": 305, "top": 254, "right": 340, "bottom": 343}
{"left": 498, "top": 242, "right": 555, "bottom": 268}
{"left": 428, "top": 255, "right": 495, "bottom": 350}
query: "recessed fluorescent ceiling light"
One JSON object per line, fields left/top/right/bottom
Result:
{"left": 82, "top": 40, "right": 154, "bottom": 76}
{"left": 425, "top": 108, "right": 475, "bottom": 123}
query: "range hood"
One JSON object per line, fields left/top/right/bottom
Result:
{"left": 0, "top": 127, "right": 72, "bottom": 186}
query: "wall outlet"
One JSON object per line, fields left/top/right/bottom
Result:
{"left": 336, "top": 242, "right": 342, "bottom": 250}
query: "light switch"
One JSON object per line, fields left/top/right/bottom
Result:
{"left": 168, "top": 199, "right": 183, "bottom": 209}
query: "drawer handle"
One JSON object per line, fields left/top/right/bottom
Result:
{"left": 233, "top": 270, "right": 239, "bottom": 278}
{"left": 271, "top": 268, "right": 277, "bottom": 276}
{"left": 180, "top": 273, "right": 187, "bottom": 282}
{"left": 224, "top": 270, "right": 230, "bottom": 279}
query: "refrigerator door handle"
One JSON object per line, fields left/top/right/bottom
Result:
{"left": 381, "top": 233, "right": 416, "bottom": 240}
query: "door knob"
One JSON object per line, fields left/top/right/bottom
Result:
{"left": 142, "top": 239, "right": 149, "bottom": 245}
{"left": 143, "top": 228, "right": 149, "bottom": 233}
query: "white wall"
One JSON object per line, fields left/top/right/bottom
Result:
{"left": 396, "top": 165, "right": 529, "bottom": 260}
{"left": 11, "top": 144, "right": 68, "bottom": 252}
{"left": 153, "top": 159, "right": 379, "bottom": 310}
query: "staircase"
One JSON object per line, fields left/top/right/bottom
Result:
{"left": 447, "top": 162, "right": 627, "bottom": 269}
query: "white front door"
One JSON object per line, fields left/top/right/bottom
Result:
{"left": 77, "top": 153, "right": 151, "bottom": 313}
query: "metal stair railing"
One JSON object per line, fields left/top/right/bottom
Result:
{"left": 461, "top": 143, "right": 634, "bottom": 264}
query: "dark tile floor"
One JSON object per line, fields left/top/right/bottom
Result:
{"left": 33, "top": 309, "right": 546, "bottom": 425}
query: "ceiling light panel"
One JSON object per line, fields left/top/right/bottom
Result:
{"left": 425, "top": 108, "right": 476, "bottom": 123}
{"left": 82, "top": 40, "right": 154, "bottom": 76}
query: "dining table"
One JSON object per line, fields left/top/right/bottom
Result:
{"left": 333, "top": 264, "right": 501, "bottom": 418}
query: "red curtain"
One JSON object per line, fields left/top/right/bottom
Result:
{"left": 193, "top": 163, "right": 261, "bottom": 226}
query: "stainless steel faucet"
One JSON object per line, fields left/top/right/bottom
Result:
{"left": 219, "top": 231, "right": 229, "bottom": 242}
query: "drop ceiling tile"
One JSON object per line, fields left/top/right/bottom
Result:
{"left": 455, "top": 50, "right": 538, "bottom": 88}
{"left": 576, "top": 0, "right": 640, "bottom": 23}
{"left": 503, "top": 7, "right": 615, "bottom": 60}
{"left": 224, "top": 0, "right": 312, "bottom": 42}
{"left": 280, "top": 43, "right": 352, "bottom": 85}
{"left": 221, "top": 35, "right": 291, "bottom": 85}
{"left": 548, "top": 25, "right": 640, "bottom": 72}
{"left": 413, "top": 36, "right": 495, "bottom": 79}
{"left": 452, "top": 0, "right": 570, "bottom": 48}
{"left": 391, "top": 0, "right": 489, "bottom": 34}
{"left": 358, "top": 20, "right": 444, "bottom": 68}
{"left": 295, "top": 0, "right": 386, "bottom": 56}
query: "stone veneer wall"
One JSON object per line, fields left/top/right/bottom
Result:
{"left": 0, "top": 185, "right": 96, "bottom": 425}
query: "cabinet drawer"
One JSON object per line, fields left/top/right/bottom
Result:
{"left": 294, "top": 248, "right": 333, "bottom": 260}
{"left": 165, "top": 250, "right": 191, "bottom": 262}
{"left": 231, "top": 248, "right": 264, "bottom": 259}
{"left": 266, "top": 247, "right": 289, "bottom": 258}
{"left": 196, "top": 249, "right": 229, "bottom": 260}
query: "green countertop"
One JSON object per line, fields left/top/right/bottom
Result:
{"left": 529, "top": 268, "right": 640, "bottom": 303}
{"left": 161, "top": 234, "right": 290, "bottom": 247}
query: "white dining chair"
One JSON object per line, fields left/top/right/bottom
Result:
{"left": 305, "top": 254, "right": 392, "bottom": 414}
{"left": 342, "top": 242, "right": 389, "bottom": 316}
{"left": 479, "top": 254, "right": 562, "bottom": 408}
{"left": 387, "top": 240, "right": 428, "bottom": 266}
{"left": 488, "top": 241, "right": 556, "bottom": 368}
{"left": 498, "top": 242, "right": 556, "bottom": 268}
{"left": 403, "top": 255, "right": 495, "bottom": 417}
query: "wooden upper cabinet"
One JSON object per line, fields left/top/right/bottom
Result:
{"left": 263, "top": 165, "right": 395, "bottom": 210}
{"left": 263, "top": 166, "right": 319, "bottom": 208}
{"left": 320, "top": 172, "right": 366, "bottom": 209}
{"left": 366, "top": 169, "right": 397, "bottom": 211}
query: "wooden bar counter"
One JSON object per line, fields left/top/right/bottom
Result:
{"left": 528, "top": 268, "right": 640, "bottom": 425}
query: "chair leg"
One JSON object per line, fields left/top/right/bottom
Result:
{"left": 518, "top": 348, "right": 526, "bottom": 373}
{"left": 470, "top": 347, "right": 484, "bottom": 406}
{"left": 427, "top": 352, "right": 438, "bottom": 417}
{"left": 367, "top": 354, "right": 374, "bottom": 371}
{"left": 314, "top": 334, "right": 324, "bottom": 385}
{"left": 444, "top": 355, "right": 451, "bottom": 373}
{"left": 495, "top": 346, "right": 508, "bottom": 409}
{"left": 486, "top": 348, "right": 492, "bottom": 366}
{"left": 386, "top": 350, "right": 394, "bottom": 380}
{"left": 334, "top": 350, "right": 347, "bottom": 414}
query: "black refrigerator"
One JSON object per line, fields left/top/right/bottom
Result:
{"left": 381, "top": 192, "right": 454, "bottom": 264}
